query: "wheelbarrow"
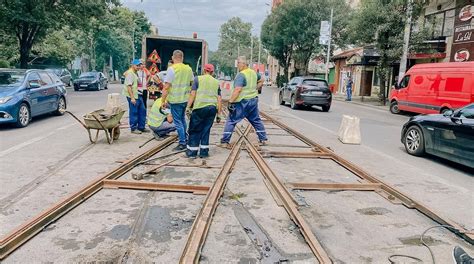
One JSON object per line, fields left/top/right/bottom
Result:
{"left": 65, "top": 108, "right": 125, "bottom": 144}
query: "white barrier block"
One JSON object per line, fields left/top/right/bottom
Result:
{"left": 105, "top": 93, "right": 122, "bottom": 111}
{"left": 338, "top": 115, "right": 361, "bottom": 144}
{"left": 270, "top": 92, "right": 280, "bottom": 110}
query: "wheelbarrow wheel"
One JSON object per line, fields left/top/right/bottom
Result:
{"left": 109, "top": 126, "right": 121, "bottom": 140}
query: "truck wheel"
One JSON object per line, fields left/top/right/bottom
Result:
{"left": 440, "top": 107, "right": 451, "bottom": 114}
{"left": 404, "top": 126, "right": 425, "bottom": 156}
{"left": 390, "top": 101, "right": 400, "bottom": 114}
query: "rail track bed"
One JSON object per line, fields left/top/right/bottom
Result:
{"left": 0, "top": 110, "right": 472, "bottom": 263}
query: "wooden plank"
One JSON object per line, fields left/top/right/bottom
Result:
{"left": 245, "top": 137, "right": 333, "bottom": 264}
{"left": 179, "top": 126, "right": 251, "bottom": 264}
{"left": 102, "top": 180, "right": 209, "bottom": 195}
{"left": 289, "top": 183, "right": 382, "bottom": 191}
{"left": 0, "top": 136, "right": 177, "bottom": 260}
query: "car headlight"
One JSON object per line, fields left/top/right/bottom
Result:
{"left": 0, "top": 96, "right": 13, "bottom": 104}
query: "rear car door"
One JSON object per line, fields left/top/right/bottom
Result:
{"left": 286, "top": 78, "right": 299, "bottom": 100}
{"left": 38, "top": 71, "right": 57, "bottom": 112}
{"left": 26, "top": 72, "right": 47, "bottom": 115}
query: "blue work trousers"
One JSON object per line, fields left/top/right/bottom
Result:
{"left": 346, "top": 87, "right": 352, "bottom": 101}
{"left": 187, "top": 105, "right": 217, "bottom": 156}
{"left": 170, "top": 102, "right": 187, "bottom": 145}
{"left": 221, "top": 97, "right": 267, "bottom": 143}
{"left": 126, "top": 96, "right": 146, "bottom": 131}
{"left": 149, "top": 121, "right": 176, "bottom": 137}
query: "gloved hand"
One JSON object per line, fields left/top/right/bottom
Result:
{"left": 227, "top": 103, "right": 236, "bottom": 114}
{"left": 216, "top": 116, "right": 221, "bottom": 123}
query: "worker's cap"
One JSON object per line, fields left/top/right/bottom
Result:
{"left": 131, "top": 59, "right": 142, "bottom": 66}
{"left": 204, "top": 64, "right": 214, "bottom": 72}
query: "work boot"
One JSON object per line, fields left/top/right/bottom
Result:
{"left": 131, "top": 130, "right": 142, "bottom": 134}
{"left": 217, "top": 142, "right": 230, "bottom": 149}
{"left": 453, "top": 246, "right": 474, "bottom": 264}
{"left": 153, "top": 133, "right": 167, "bottom": 141}
{"left": 173, "top": 144, "right": 187, "bottom": 151}
{"left": 185, "top": 149, "right": 198, "bottom": 158}
{"left": 259, "top": 140, "right": 268, "bottom": 146}
{"left": 199, "top": 149, "right": 209, "bottom": 158}
{"left": 140, "top": 128, "right": 151, "bottom": 133}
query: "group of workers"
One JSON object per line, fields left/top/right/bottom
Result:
{"left": 122, "top": 50, "right": 267, "bottom": 158}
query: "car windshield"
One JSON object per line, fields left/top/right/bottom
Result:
{"left": 47, "top": 69, "right": 61, "bottom": 75}
{"left": 0, "top": 70, "right": 26, "bottom": 87}
{"left": 80, "top": 72, "right": 97, "bottom": 78}
{"left": 303, "top": 79, "right": 328, "bottom": 88}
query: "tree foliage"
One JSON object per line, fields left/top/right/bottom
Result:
{"left": 349, "top": 0, "right": 427, "bottom": 103}
{"left": 0, "top": 0, "right": 119, "bottom": 68}
{"left": 261, "top": 0, "right": 350, "bottom": 81}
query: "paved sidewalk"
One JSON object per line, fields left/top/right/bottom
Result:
{"left": 332, "top": 93, "right": 389, "bottom": 111}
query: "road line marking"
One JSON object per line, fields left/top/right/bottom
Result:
{"left": 0, "top": 122, "right": 77, "bottom": 157}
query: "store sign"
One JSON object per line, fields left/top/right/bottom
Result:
{"left": 451, "top": 1, "right": 474, "bottom": 62}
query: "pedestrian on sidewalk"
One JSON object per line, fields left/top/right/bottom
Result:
{"left": 219, "top": 56, "right": 267, "bottom": 147}
{"left": 161, "top": 50, "right": 194, "bottom": 150}
{"left": 346, "top": 76, "right": 353, "bottom": 101}
{"left": 185, "top": 63, "right": 222, "bottom": 158}
{"left": 147, "top": 97, "right": 176, "bottom": 140}
{"left": 122, "top": 59, "right": 149, "bottom": 134}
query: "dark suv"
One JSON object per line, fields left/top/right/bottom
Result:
{"left": 279, "top": 77, "right": 332, "bottom": 111}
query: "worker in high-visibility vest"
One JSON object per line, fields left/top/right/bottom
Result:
{"left": 185, "top": 64, "right": 222, "bottom": 158}
{"left": 219, "top": 56, "right": 267, "bottom": 146}
{"left": 122, "top": 59, "right": 149, "bottom": 134}
{"left": 161, "top": 50, "right": 194, "bottom": 150}
{"left": 147, "top": 97, "right": 176, "bottom": 140}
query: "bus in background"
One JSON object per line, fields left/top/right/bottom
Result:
{"left": 389, "top": 62, "right": 474, "bottom": 115}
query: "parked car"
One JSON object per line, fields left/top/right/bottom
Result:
{"left": 46, "top": 68, "right": 72, "bottom": 86}
{"left": 279, "top": 77, "right": 332, "bottom": 111}
{"left": 401, "top": 103, "right": 474, "bottom": 168}
{"left": 0, "top": 68, "right": 67, "bottom": 127}
{"left": 390, "top": 62, "right": 474, "bottom": 115}
{"left": 73, "top": 72, "right": 108, "bottom": 91}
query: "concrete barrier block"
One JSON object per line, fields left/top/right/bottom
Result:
{"left": 105, "top": 93, "right": 122, "bottom": 111}
{"left": 338, "top": 115, "right": 361, "bottom": 144}
{"left": 270, "top": 92, "right": 281, "bottom": 110}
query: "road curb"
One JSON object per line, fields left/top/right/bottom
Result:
{"left": 333, "top": 97, "right": 389, "bottom": 111}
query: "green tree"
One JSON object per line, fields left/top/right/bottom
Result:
{"left": 349, "top": 0, "right": 426, "bottom": 103}
{"left": 261, "top": 0, "right": 350, "bottom": 80}
{"left": 0, "top": 0, "right": 118, "bottom": 68}
{"left": 31, "top": 27, "right": 78, "bottom": 67}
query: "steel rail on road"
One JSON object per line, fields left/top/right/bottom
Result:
{"left": 0, "top": 136, "right": 177, "bottom": 260}
{"left": 260, "top": 111, "right": 474, "bottom": 245}
{"left": 179, "top": 125, "right": 251, "bottom": 264}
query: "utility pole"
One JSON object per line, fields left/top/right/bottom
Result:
{"left": 325, "top": 8, "right": 333, "bottom": 82}
{"left": 250, "top": 37, "right": 254, "bottom": 67}
{"left": 257, "top": 39, "right": 261, "bottom": 73}
{"left": 398, "top": 0, "right": 413, "bottom": 81}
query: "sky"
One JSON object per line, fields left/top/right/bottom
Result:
{"left": 121, "top": 0, "right": 272, "bottom": 51}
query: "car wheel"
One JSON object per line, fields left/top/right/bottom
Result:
{"left": 68, "top": 80, "right": 72, "bottom": 87}
{"left": 390, "top": 101, "right": 400, "bottom": 114}
{"left": 15, "top": 103, "right": 30, "bottom": 128}
{"left": 104, "top": 82, "right": 108, "bottom": 90}
{"left": 54, "top": 96, "right": 66, "bottom": 116}
{"left": 321, "top": 104, "right": 330, "bottom": 112}
{"left": 290, "top": 95, "right": 299, "bottom": 109}
{"left": 97, "top": 83, "right": 101, "bottom": 91}
{"left": 440, "top": 107, "right": 451, "bottom": 114}
{"left": 404, "top": 126, "right": 425, "bottom": 156}
{"left": 279, "top": 92, "right": 285, "bottom": 105}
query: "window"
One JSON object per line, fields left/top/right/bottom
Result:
{"left": 399, "top": 75, "right": 410, "bottom": 89}
{"left": 289, "top": 78, "right": 298, "bottom": 85}
{"left": 38, "top": 72, "right": 53, "bottom": 85}
{"left": 445, "top": 77, "right": 464, "bottom": 92}
{"left": 303, "top": 79, "right": 328, "bottom": 88}
{"left": 0, "top": 70, "right": 26, "bottom": 86}
{"left": 459, "top": 105, "right": 474, "bottom": 119}
{"left": 48, "top": 72, "right": 62, "bottom": 84}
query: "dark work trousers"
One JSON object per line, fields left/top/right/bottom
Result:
{"left": 187, "top": 105, "right": 217, "bottom": 157}
{"left": 221, "top": 97, "right": 267, "bottom": 143}
{"left": 142, "top": 89, "right": 148, "bottom": 108}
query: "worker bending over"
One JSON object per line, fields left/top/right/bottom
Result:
{"left": 161, "top": 50, "right": 194, "bottom": 151}
{"left": 186, "top": 64, "right": 222, "bottom": 158}
{"left": 220, "top": 56, "right": 267, "bottom": 146}
{"left": 147, "top": 98, "right": 176, "bottom": 140}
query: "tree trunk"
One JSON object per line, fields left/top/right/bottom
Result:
{"left": 19, "top": 40, "right": 30, "bottom": 69}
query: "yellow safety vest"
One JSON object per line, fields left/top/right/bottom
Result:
{"left": 235, "top": 68, "right": 258, "bottom": 102}
{"left": 147, "top": 99, "right": 166, "bottom": 127}
{"left": 194, "top": 74, "right": 219, "bottom": 110}
{"left": 168, "top": 63, "right": 193, "bottom": 104}
{"left": 122, "top": 69, "right": 139, "bottom": 99}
